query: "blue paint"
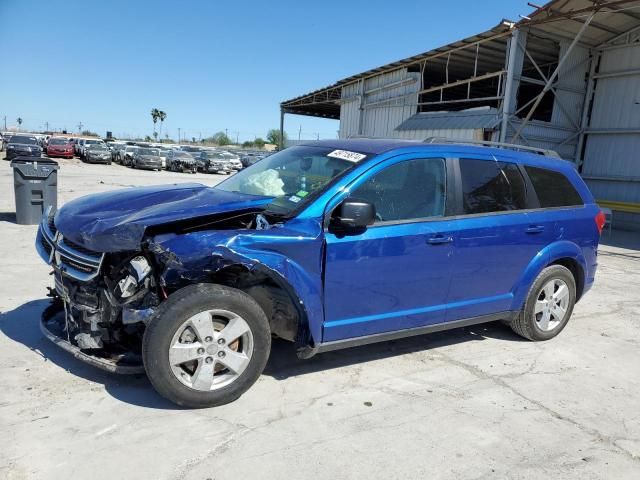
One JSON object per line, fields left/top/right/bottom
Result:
{"left": 46, "top": 140, "right": 603, "bottom": 349}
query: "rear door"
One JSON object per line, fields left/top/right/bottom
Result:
{"left": 446, "top": 156, "right": 541, "bottom": 321}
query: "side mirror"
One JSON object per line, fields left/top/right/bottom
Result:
{"left": 330, "top": 198, "right": 375, "bottom": 234}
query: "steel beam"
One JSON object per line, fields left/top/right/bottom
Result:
{"left": 513, "top": 12, "right": 595, "bottom": 142}
{"left": 500, "top": 29, "right": 523, "bottom": 142}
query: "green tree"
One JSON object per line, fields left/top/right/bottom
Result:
{"left": 144, "top": 135, "right": 153, "bottom": 142}
{"left": 150, "top": 108, "right": 160, "bottom": 136}
{"left": 266, "top": 129, "right": 287, "bottom": 147}
{"left": 253, "top": 137, "right": 266, "bottom": 148}
{"left": 158, "top": 110, "right": 167, "bottom": 139}
{"left": 16, "top": 117, "right": 23, "bottom": 130}
{"left": 211, "top": 131, "right": 232, "bottom": 146}
{"left": 81, "top": 129, "right": 99, "bottom": 137}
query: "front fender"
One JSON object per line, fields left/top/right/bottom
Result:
{"left": 148, "top": 219, "right": 325, "bottom": 346}
{"left": 511, "top": 240, "right": 587, "bottom": 310}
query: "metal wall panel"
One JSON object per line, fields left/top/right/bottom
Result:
{"left": 582, "top": 43, "right": 640, "bottom": 229}
{"left": 551, "top": 42, "right": 589, "bottom": 129}
{"left": 395, "top": 128, "right": 479, "bottom": 141}
{"left": 339, "top": 69, "right": 419, "bottom": 138}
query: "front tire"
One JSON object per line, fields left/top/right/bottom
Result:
{"left": 143, "top": 284, "right": 271, "bottom": 408}
{"left": 510, "top": 265, "right": 576, "bottom": 341}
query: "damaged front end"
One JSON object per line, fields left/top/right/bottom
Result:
{"left": 37, "top": 209, "right": 159, "bottom": 373}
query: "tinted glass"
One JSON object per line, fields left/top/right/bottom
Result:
{"left": 352, "top": 158, "right": 446, "bottom": 223}
{"left": 10, "top": 136, "right": 37, "bottom": 145}
{"left": 460, "top": 159, "right": 527, "bottom": 214}
{"left": 525, "top": 166, "right": 583, "bottom": 207}
{"left": 48, "top": 138, "right": 68, "bottom": 145}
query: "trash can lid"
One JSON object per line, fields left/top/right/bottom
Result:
{"left": 10, "top": 156, "right": 59, "bottom": 168}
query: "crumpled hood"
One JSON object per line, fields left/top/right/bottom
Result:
{"left": 54, "top": 183, "right": 272, "bottom": 252}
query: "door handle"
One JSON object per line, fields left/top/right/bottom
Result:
{"left": 525, "top": 225, "right": 545, "bottom": 234}
{"left": 426, "top": 234, "right": 453, "bottom": 245}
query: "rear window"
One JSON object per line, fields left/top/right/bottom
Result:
{"left": 459, "top": 158, "right": 528, "bottom": 214}
{"left": 524, "top": 166, "right": 583, "bottom": 208}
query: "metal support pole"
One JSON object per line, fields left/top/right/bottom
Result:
{"left": 279, "top": 109, "right": 285, "bottom": 150}
{"left": 513, "top": 11, "right": 596, "bottom": 142}
{"left": 575, "top": 50, "right": 600, "bottom": 167}
{"left": 500, "top": 28, "right": 521, "bottom": 142}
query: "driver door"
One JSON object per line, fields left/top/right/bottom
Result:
{"left": 323, "top": 156, "right": 455, "bottom": 342}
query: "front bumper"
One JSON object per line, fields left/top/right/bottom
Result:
{"left": 41, "top": 300, "right": 144, "bottom": 374}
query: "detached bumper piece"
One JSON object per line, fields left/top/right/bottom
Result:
{"left": 41, "top": 300, "right": 145, "bottom": 374}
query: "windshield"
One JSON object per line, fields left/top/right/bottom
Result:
{"left": 89, "top": 144, "right": 108, "bottom": 150}
{"left": 48, "top": 138, "right": 69, "bottom": 145}
{"left": 125, "top": 146, "right": 138, "bottom": 152}
{"left": 174, "top": 151, "right": 193, "bottom": 159}
{"left": 10, "top": 136, "right": 38, "bottom": 145}
{"left": 216, "top": 145, "right": 368, "bottom": 215}
{"left": 138, "top": 148, "right": 159, "bottom": 155}
{"left": 86, "top": 140, "right": 102, "bottom": 145}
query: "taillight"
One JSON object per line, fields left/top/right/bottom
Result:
{"left": 595, "top": 210, "right": 606, "bottom": 235}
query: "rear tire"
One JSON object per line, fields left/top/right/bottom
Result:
{"left": 510, "top": 265, "right": 576, "bottom": 341}
{"left": 143, "top": 284, "right": 271, "bottom": 408}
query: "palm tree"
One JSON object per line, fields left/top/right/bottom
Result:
{"left": 16, "top": 117, "right": 23, "bottom": 131}
{"left": 150, "top": 108, "right": 160, "bottom": 137}
{"left": 158, "top": 111, "right": 167, "bottom": 141}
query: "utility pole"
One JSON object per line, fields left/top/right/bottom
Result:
{"left": 235, "top": 132, "right": 239, "bottom": 144}
{"left": 45, "top": 121, "right": 49, "bottom": 132}
{"left": 77, "top": 121, "right": 83, "bottom": 133}
{"left": 178, "top": 128, "right": 181, "bottom": 144}
{"left": 3, "top": 115, "right": 6, "bottom": 130}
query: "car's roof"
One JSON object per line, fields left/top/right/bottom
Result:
{"left": 298, "top": 139, "right": 576, "bottom": 171}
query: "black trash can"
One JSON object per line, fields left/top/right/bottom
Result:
{"left": 10, "top": 156, "right": 59, "bottom": 225}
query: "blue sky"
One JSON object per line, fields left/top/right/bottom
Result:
{"left": 0, "top": 0, "right": 531, "bottom": 141}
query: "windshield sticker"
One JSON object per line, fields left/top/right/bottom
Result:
{"left": 288, "top": 195, "right": 301, "bottom": 203}
{"left": 296, "top": 190, "right": 309, "bottom": 198}
{"left": 327, "top": 149, "right": 366, "bottom": 162}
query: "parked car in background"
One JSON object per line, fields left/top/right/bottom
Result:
{"left": 46, "top": 137, "right": 74, "bottom": 158}
{"left": 5, "top": 135, "right": 42, "bottom": 160}
{"left": 75, "top": 138, "right": 85, "bottom": 156}
{"left": 198, "top": 150, "right": 231, "bottom": 174}
{"left": 166, "top": 149, "right": 197, "bottom": 173}
{"left": 132, "top": 147, "right": 163, "bottom": 170}
{"left": 240, "top": 152, "right": 266, "bottom": 168}
{"left": 157, "top": 148, "right": 171, "bottom": 169}
{"left": 80, "top": 139, "right": 106, "bottom": 159}
{"left": 84, "top": 143, "right": 113, "bottom": 164}
{"left": 35, "top": 139, "right": 605, "bottom": 408}
{"left": 110, "top": 143, "right": 126, "bottom": 162}
{"left": 119, "top": 145, "right": 139, "bottom": 166}
{"left": 220, "top": 151, "right": 242, "bottom": 171}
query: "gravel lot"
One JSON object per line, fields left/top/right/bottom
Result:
{"left": 1, "top": 153, "right": 639, "bottom": 480}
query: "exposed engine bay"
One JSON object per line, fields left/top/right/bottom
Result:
{"left": 38, "top": 208, "right": 299, "bottom": 373}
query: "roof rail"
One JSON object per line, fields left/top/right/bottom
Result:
{"left": 423, "top": 137, "right": 561, "bottom": 159}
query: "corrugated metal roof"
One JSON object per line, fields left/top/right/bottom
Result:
{"left": 395, "top": 109, "right": 502, "bottom": 131}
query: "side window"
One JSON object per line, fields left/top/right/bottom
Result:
{"left": 459, "top": 158, "right": 527, "bottom": 214}
{"left": 524, "top": 166, "right": 584, "bottom": 207}
{"left": 351, "top": 158, "right": 446, "bottom": 223}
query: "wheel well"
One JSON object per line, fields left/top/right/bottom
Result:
{"left": 550, "top": 258, "right": 585, "bottom": 301}
{"left": 207, "top": 264, "right": 304, "bottom": 343}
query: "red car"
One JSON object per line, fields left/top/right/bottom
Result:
{"left": 46, "top": 137, "right": 74, "bottom": 158}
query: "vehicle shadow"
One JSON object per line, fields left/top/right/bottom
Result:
{"left": 0, "top": 212, "right": 17, "bottom": 223}
{"left": 0, "top": 298, "right": 179, "bottom": 410}
{"left": 264, "top": 320, "right": 524, "bottom": 380}
{"left": 0, "top": 298, "right": 523, "bottom": 408}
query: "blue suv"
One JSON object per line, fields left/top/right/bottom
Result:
{"left": 36, "top": 139, "right": 605, "bottom": 407}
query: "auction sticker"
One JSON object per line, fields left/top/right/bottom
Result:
{"left": 327, "top": 150, "right": 367, "bottom": 162}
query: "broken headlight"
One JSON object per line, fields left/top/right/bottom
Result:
{"left": 116, "top": 256, "right": 152, "bottom": 299}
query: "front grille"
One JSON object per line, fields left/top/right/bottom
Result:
{"left": 38, "top": 213, "right": 104, "bottom": 282}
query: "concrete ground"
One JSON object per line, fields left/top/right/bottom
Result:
{"left": 0, "top": 153, "right": 639, "bottom": 480}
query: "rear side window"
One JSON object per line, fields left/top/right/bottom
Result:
{"left": 459, "top": 158, "right": 527, "bottom": 214}
{"left": 524, "top": 166, "right": 584, "bottom": 207}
